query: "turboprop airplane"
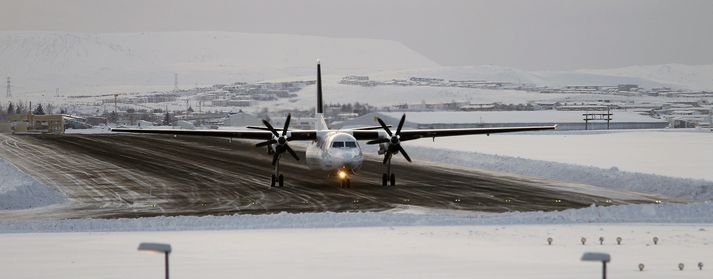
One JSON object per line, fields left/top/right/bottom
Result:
{"left": 112, "top": 61, "right": 557, "bottom": 188}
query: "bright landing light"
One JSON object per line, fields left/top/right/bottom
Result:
{"left": 338, "top": 170, "right": 347, "bottom": 179}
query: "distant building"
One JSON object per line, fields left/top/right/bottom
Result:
{"left": 224, "top": 111, "right": 262, "bottom": 127}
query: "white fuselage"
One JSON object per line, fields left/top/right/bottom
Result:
{"left": 304, "top": 131, "right": 364, "bottom": 175}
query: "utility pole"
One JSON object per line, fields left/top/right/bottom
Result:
{"left": 6, "top": 77, "right": 11, "bottom": 98}
{"left": 174, "top": 73, "right": 178, "bottom": 92}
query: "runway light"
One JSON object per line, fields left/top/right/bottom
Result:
{"left": 616, "top": 237, "right": 622, "bottom": 245}
{"left": 338, "top": 170, "right": 347, "bottom": 179}
{"left": 547, "top": 237, "right": 553, "bottom": 245}
{"left": 679, "top": 263, "right": 685, "bottom": 271}
{"left": 638, "top": 263, "right": 645, "bottom": 271}
{"left": 653, "top": 236, "right": 659, "bottom": 245}
{"left": 698, "top": 262, "right": 703, "bottom": 270}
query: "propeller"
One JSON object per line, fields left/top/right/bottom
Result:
{"left": 367, "top": 113, "right": 412, "bottom": 164}
{"left": 253, "top": 113, "right": 299, "bottom": 165}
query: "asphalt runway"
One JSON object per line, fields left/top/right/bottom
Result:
{"left": 0, "top": 133, "right": 650, "bottom": 219}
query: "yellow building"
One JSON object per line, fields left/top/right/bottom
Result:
{"left": 9, "top": 113, "right": 65, "bottom": 134}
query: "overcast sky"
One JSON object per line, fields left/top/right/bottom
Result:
{"left": 1, "top": 0, "right": 711, "bottom": 70}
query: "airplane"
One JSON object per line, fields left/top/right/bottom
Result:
{"left": 112, "top": 61, "right": 557, "bottom": 188}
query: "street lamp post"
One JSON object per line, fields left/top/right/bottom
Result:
{"left": 581, "top": 252, "right": 611, "bottom": 279}
{"left": 138, "top": 242, "right": 172, "bottom": 279}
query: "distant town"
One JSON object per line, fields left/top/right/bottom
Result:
{"left": 1, "top": 74, "right": 712, "bottom": 134}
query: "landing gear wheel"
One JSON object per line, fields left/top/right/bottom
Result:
{"left": 390, "top": 173, "right": 396, "bottom": 186}
{"left": 382, "top": 174, "right": 388, "bottom": 186}
{"left": 278, "top": 174, "right": 284, "bottom": 187}
{"left": 270, "top": 174, "right": 276, "bottom": 188}
{"left": 346, "top": 179, "right": 351, "bottom": 188}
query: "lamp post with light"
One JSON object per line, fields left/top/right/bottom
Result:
{"left": 138, "top": 242, "right": 172, "bottom": 279}
{"left": 581, "top": 252, "right": 610, "bottom": 279}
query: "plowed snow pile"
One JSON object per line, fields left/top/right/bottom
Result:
{"left": 0, "top": 158, "right": 65, "bottom": 210}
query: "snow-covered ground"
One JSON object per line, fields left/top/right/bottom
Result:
{"left": 408, "top": 129, "right": 713, "bottom": 182}
{"left": 1, "top": 205, "right": 712, "bottom": 278}
{"left": 0, "top": 158, "right": 65, "bottom": 210}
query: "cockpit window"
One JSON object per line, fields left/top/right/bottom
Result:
{"left": 345, "top": 141, "right": 357, "bottom": 148}
{"left": 332, "top": 141, "right": 344, "bottom": 148}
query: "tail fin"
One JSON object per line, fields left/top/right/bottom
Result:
{"left": 316, "top": 60, "right": 323, "bottom": 114}
{"left": 314, "top": 60, "right": 329, "bottom": 131}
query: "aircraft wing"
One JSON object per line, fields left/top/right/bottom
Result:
{"left": 352, "top": 125, "right": 557, "bottom": 141}
{"left": 111, "top": 128, "right": 319, "bottom": 141}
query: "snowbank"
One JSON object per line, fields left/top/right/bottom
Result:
{"left": 0, "top": 158, "right": 65, "bottom": 210}
{"left": 406, "top": 145, "right": 713, "bottom": 202}
{"left": 1, "top": 202, "right": 711, "bottom": 233}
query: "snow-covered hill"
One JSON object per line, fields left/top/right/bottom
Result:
{"left": 575, "top": 63, "right": 713, "bottom": 91}
{"left": 364, "top": 65, "right": 699, "bottom": 89}
{"left": 0, "top": 31, "right": 437, "bottom": 95}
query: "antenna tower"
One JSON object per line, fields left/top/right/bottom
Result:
{"left": 6, "top": 77, "right": 11, "bottom": 98}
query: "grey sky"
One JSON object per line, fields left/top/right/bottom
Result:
{"left": 1, "top": 0, "right": 711, "bottom": 70}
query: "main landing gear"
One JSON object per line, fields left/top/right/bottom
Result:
{"left": 270, "top": 154, "right": 285, "bottom": 188}
{"left": 381, "top": 154, "right": 396, "bottom": 186}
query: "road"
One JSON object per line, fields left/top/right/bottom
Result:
{"left": 0, "top": 133, "right": 651, "bottom": 219}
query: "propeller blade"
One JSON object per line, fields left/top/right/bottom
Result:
{"left": 396, "top": 113, "right": 406, "bottom": 135}
{"left": 397, "top": 145, "right": 412, "bottom": 163}
{"left": 285, "top": 145, "right": 300, "bottom": 161}
{"left": 282, "top": 113, "right": 291, "bottom": 136}
{"left": 247, "top": 126, "right": 271, "bottom": 131}
{"left": 382, "top": 152, "right": 392, "bottom": 165}
{"left": 255, "top": 139, "right": 277, "bottom": 147}
{"left": 262, "top": 120, "right": 280, "bottom": 137}
{"left": 272, "top": 152, "right": 280, "bottom": 166}
{"left": 366, "top": 138, "right": 390, "bottom": 145}
{"left": 376, "top": 117, "right": 393, "bottom": 137}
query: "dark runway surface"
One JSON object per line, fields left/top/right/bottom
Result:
{"left": 0, "top": 133, "right": 648, "bottom": 219}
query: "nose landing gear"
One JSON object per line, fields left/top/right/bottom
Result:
{"left": 339, "top": 178, "right": 351, "bottom": 188}
{"left": 337, "top": 168, "right": 351, "bottom": 188}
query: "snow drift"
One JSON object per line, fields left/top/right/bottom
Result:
{"left": 0, "top": 158, "right": 65, "bottom": 210}
{"left": 0, "top": 202, "right": 711, "bottom": 233}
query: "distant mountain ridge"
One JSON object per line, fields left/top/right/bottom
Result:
{"left": 1, "top": 31, "right": 710, "bottom": 96}
{"left": 0, "top": 31, "right": 438, "bottom": 95}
